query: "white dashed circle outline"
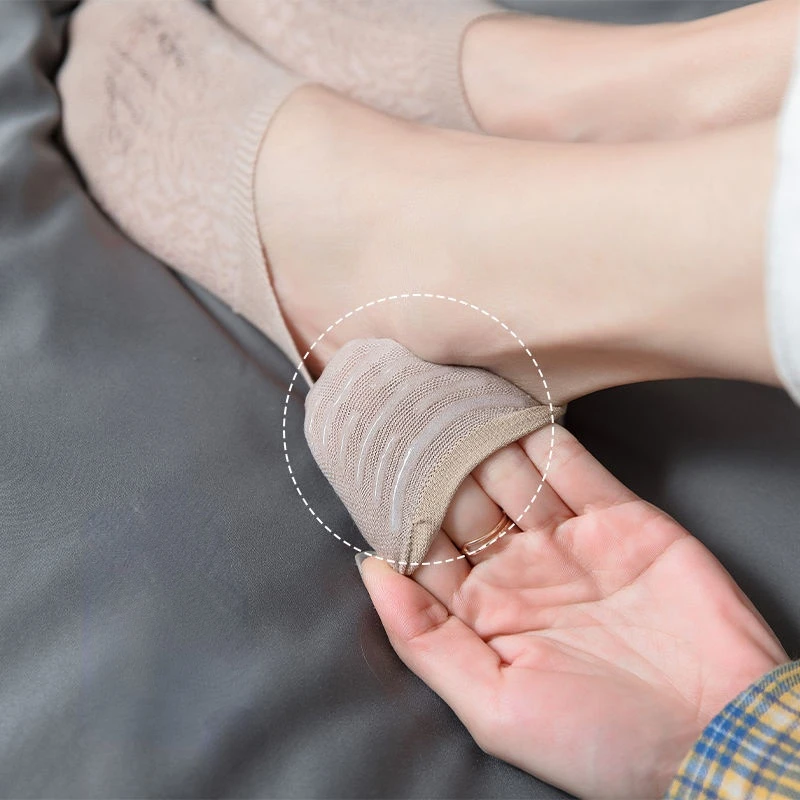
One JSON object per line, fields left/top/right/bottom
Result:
{"left": 282, "top": 294, "right": 558, "bottom": 568}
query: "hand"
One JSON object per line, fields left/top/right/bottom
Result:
{"left": 358, "top": 425, "right": 789, "bottom": 799}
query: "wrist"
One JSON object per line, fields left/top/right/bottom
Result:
{"left": 665, "top": 659, "right": 800, "bottom": 799}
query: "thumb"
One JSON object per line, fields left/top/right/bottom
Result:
{"left": 357, "top": 553, "right": 501, "bottom": 734}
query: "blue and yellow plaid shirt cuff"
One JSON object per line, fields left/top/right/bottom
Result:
{"left": 665, "top": 659, "right": 800, "bottom": 799}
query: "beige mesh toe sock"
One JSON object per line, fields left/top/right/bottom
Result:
{"left": 58, "top": 0, "right": 311, "bottom": 382}
{"left": 305, "top": 339, "right": 562, "bottom": 574}
{"left": 215, "top": 0, "right": 505, "bottom": 131}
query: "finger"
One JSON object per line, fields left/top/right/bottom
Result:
{"left": 472, "top": 442, "right": 573, "bottom": 539}
{"left": 359, "top": 555, "right": 501, "bottom": 735}
{"left": 412, "top": 530, "right": 471, "bottom": 610}
{"left": 519, "top": 425, "right": 637, "bottom": 515}
{"left": 441, "top": 474, "right": 505, "bottom": 564}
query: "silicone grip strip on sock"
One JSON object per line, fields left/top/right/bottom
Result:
{"left": 304, "top": 338, "right": 563, "bottom": 574}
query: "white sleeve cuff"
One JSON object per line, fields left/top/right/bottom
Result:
{"left": 769, "top": 15, "right": 800, "bottom": 406}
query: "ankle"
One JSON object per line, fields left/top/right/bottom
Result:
{"left": 255, "top": 85, "right": 468, "bottom": 373}
{"left": 462, "top": 14, "right": 688, "bottom": 142}
{"left": 462, "top": 5, "right": 795, "bottom": 144}
{"left": 668, "top": 0, "right": 797, "bottom": 133}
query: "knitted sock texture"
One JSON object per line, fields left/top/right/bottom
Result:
{"left": 58, "top": 0, "right": 311, "bottom": 383}
{"left": 305, "top": 339, "right": 560, "bottom": 574}
{"left": 216, "top": 0, "right": 506, "bottom": 131}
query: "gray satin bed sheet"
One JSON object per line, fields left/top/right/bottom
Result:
{"left": 0, "top": 0, "right": 797, "bottom": 798}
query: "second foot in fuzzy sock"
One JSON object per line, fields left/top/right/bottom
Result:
{"left": 58, "top": 0, "right": 312, "bottom": 381}
{"left": 214, "top": 0, "right": 506, "bottom": 132}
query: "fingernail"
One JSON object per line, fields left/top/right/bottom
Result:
{"left": 355, "top": 551, "right": 375, "bottom": 574}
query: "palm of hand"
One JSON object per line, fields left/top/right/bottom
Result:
{"left": 456, "top": 500, "right": 784, "bottom": 798}
{"left": 362, "top": 428, "right": 788, "bottom": 800}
